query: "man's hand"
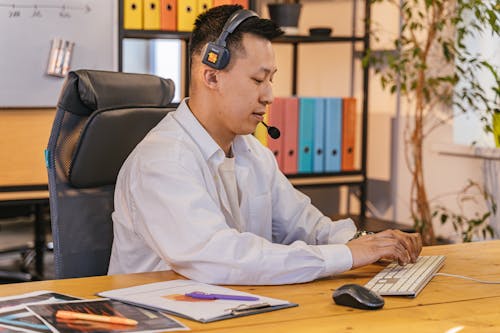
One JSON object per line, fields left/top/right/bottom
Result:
{"left": 346, "top": 230, "right": 422, "bottom": 269}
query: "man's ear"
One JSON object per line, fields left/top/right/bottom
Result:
{"left": 202, "top": 67, "right": 219, "bottom": 90}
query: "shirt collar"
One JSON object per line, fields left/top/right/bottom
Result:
{"left": 173, "top": 98, "right": 251, "bottom": 162}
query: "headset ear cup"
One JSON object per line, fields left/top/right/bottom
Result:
{"left": 217, "top": 48, "right": 230, "bottom": 69}
{"left": 202, "top": 42, "right": 231, "bottom": 70}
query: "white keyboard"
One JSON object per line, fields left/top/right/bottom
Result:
{"left": 365, "top": 255, "right": 446, "bottom": 297}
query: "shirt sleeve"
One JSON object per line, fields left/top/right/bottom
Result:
{"left": 127, "top": 152, "right": 354, "bottom": 285}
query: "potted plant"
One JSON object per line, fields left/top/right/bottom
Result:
{"left": 267, "top": 0, "right": 302, "bottom": 35}
{"left": 434, "top": 180, "right": 496, "bottom": 243}
{"left": 366, "top": 0, "right": 499, "bottom": 245}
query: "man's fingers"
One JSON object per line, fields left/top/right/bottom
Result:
{"left": 374, "top": 230, "right": 422, "bottom": 263}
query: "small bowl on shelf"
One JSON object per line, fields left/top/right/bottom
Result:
{"left": 309, "top": 27, "right": 333, "bottom": 37}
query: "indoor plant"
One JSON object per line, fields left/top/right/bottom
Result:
{"left": 366, "top": 0, "right": 500, "bottom": 245}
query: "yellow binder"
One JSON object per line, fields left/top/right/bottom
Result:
{"left": 254, "top": 113, "right": 269, "bottom": 147}
{"left": 143, "top": 0, "right": 161, "bottom": 30}
{"left": 197, "top": 0, "right": 212, "bottom": 16}
{"left": 177, "top": 0, "right": 197, "bottom": 31}
{"left": 124, "top": 0, "right": 143, "bottom": 30}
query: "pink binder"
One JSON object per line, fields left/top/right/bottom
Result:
{"left": 282, "top": 97, "right": 299, "bottom": 175}
{"left": 267, "top": 98, "right": 284, "bottom": 171}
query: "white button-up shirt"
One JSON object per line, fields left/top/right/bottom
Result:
{"left": 108, "top": 99, "right": 357, "bottom": 285}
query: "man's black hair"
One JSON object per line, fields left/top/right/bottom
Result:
{"left": 189, "top": 5, "right": 283, "bottom": 65}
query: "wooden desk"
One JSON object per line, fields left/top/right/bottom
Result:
{"left": 0, "top": 241, "right": 499, "bottom": 332}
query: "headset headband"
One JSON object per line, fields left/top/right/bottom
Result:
{"left": 215, "top": 9, "right": 258, "bottom": 47}
{"left": 202, "top": 8, "right": 259, "bottom": 70}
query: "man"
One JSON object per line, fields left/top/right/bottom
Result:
{"left": 108, "top": 5, "right": 422, "bottom": 284}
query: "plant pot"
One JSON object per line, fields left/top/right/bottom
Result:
{"left": 267, "top": 3, "right": 302, "bottom": 35}
{"left": 493, "top": 112, "right": 500, "bottom": 147}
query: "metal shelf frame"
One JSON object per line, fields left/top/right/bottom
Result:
{"left": 117, "top": 0, "right": 371, "bottom": 220}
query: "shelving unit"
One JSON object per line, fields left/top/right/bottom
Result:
{"left": 117, "top": 0, "right": 370, "bottom": 220}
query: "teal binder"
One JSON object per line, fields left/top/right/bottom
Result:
{"left": 325, "top": 97, "right": 342, "bottom": 172}
{"left": 313, "top": 98, "right": 326, "bottom": 173}
{"left": 298, "top": 98, "right": 315, "bottom": 173}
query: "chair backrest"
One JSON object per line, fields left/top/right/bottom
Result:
{"left": 46, "top": 69, "right": 175, "bottom": 279}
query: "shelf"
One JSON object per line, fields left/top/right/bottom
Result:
{"left": 122, "top": 30, "right": 192, "bottom": 40}
{"left": 122, "top": 30, "right": 365, "bottom": 43}
{"left": 118, "top": 0, "right": 371, "bottom": 218}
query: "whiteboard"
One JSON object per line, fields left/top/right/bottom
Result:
{"left": 0, "top": 0, "right": 118, "bottom": 107}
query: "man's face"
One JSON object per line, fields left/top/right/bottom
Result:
{"left": 214, "top": 33, "right": 277, "bottom": 138}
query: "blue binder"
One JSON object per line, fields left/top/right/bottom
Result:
{"left": 298, "top": 98, "right": 315, "bottom": 173}
{"left": 313, "top": 98, "right": 326, "bottom": 173}
{"left": 324, "top": 98, "right": 343, "bottom": 172}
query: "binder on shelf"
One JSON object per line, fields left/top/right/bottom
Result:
{"left": 160, "top": 0, "right": 177, "bottom": 31}
{"left": 177, "top": 0, "right": 197, "bottom": 31}
{"left": 313, "top": 98, "right": 325, "bottom": 173}
{"left": 298, "top": 98, "right": 315, "bottom": 173}
{"left": 212, "top": 0, "right": 248, "bottom": 8}
{"left": 282, "top": 97, "right": 299, "bottom": 175}
{"left": 341, "top": 97, "right": 357, "bottom": 171}
{"left": 232, "top": 0, "right": 249, "bottom": 9}
{"left": 124, "top": 0, "right": 143, "bottom": 30}
{"left": 197, "top": 0, "right": 212, "bottom": 16}
{"left": 144, "top": 0, "right": 161, "bottom": 30}
{"left": 212, "top": 0, "right": 232, "bottom": 6}
{"left": 254, "top": 113, "right": 268, "bottom": 147}
{"left": 324, "top": 97, "right": 342, "bottom": 172}
{"left": 268, "top": 98, "right": 284, "bottom": 171}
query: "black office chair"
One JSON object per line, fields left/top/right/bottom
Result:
{"left": 46, "top": 69, "right": 175, "bottom": 279}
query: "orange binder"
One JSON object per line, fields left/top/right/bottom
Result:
{"left": 212, "top": 0, "right": 232, "bottom": 7}
{"left": 282, "top": 97, "right": 299, "bottom": 175}
{"left": 231, "top": 0, "right": 248, "bottom": 9}
{"left": 212, "top": 0, "right": 247, "bottom": 8}
{"left": 341, "top": 97, "right": 356, "bottom": 171}
{"left": 124, "top": 0, "right": 143, "bottom": 30}
{"left": 160, "top": 0, "right": 177, "bottom": 31}
{"left": 197, "top": 0, "right": 212, "bottom": 16}
{"left": 177, "top": 0, "right": 197, "bottom": 31}
{"left": 268, "top": 98, "right": 285, "bottom": 171}
{"left": 144, "top": 0, "right": 161, "bottom": 30}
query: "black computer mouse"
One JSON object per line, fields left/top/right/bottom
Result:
{"left": 332, "top": 283, "right": 384, "bottom": 310}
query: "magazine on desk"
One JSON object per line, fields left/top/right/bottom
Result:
{"left": 98, "top": 279, "right": 298, "bottom": 323}
{"left": 0, "top": 291, "right": 79, "bottom": 333}
{"left": 26, "top": 299, "right": 188, "bottom": 333}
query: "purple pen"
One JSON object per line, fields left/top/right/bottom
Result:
{"left": 185, "top": 291, "right": 259, "bottom": 301}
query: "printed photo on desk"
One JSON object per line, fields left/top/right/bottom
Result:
{"left": 98, "top": 279, "right": 297, "bottom": 323}
{"left": 25, "top": 299, "right": 188, "bottom": 333}
{"left": 0, "top": 291, "right": 80, "bottom": 333}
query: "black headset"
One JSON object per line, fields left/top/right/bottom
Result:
{"left": 202, "top": 9, "right": 258, "bottom": 70}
